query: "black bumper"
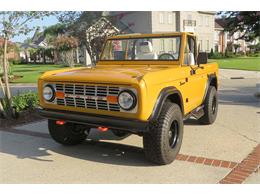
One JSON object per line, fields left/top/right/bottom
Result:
{"left": 37, "top": 108, "right": 149, "bottom": 133}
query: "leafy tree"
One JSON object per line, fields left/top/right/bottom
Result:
{"left": 54, "top": 35, "right": 78, "bottom": 67}
{"left": 218, "top": 11, "right": 260, "bottom": 41}
{"left": 85, "top": 17, "right": 120, "bottom": 63}
{"left": 43, "top": 23, "right": 66, "bottom": 36}
{"left": 0, "top": 11, "right": 55, "bottom": 118}
{"left": 248, "top": 42, "right": 260, "bottom": 52}
{"left": 233, "top": 43, "right": 241, "bottom": 54}
{"left": 43, "top": 23, "right": 67, "bottom": 63}
{"left": 57, "top": 12, "right": 118, "bottom": 64}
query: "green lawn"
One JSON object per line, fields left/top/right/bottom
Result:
{"left": 209, "top": 57, "right": 260, "bottom": 71}
{"left": 10, "top": 57, "right": 260, "bottom": 83}
{"left": 11, "top": 64, "right": 68, "bottom": 83}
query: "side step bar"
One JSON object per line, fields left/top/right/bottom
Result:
{"left": 191, "top": 105, "right": 205, "bottom": 119}
{"left": 184, "top": 105, "right": 205, "bottom": 120}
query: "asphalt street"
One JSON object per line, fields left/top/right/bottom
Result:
{"left": 0, "top": 84, "right": 37, "bottom": 97}
{"left": 0, "top": 77, "right": 259, "bottom": 183}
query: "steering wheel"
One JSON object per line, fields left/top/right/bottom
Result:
{"left": 158, "top": 53, "right": 175, "bottom": 60}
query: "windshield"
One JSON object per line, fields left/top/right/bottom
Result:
{"left": 101, "top": 36, "right": 181, "bottom": 61}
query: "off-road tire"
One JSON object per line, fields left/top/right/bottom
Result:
{"left": 48, "top": 120, "right": 87, "bottom": 145}
{"left": 199, "top": 86, "right": 218, "bottom": 125}
{"left": 143, "top": 102, "right": 183, "bottom": 165}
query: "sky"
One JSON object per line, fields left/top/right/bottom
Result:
{"left": 11, "top": 15, "right": 59, "bottom": 43}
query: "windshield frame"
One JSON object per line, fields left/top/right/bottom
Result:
{"left": 99, "top": 35, "right": 182, "bottom": 62}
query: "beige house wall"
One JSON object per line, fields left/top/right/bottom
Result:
{"left": 178, "top": 11, "right": 215, "bottom": 52}
{"left": 113, "top": 11, "right": 215, "bottom": 53}
{"left": 151, "top": 12, "right": 177, "bottom": 33}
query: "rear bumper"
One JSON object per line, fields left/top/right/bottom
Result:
{"left": 37, "top": 107, "right": 149, "bottom": 133}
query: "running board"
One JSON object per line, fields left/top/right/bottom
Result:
{"left": 191, "top": 105, "right": 205, "bottom": 119}
{"left": 183, "top": 105, "right": 205, "bottom": 120}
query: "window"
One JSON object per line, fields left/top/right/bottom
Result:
{"left": 199, "top": 40, "right": 203, "bottom": 51}
{"left": 159, "top": 12, "right": 164, "bottom": 24}
{"left": 206, "top": 40, "right": 210, "bottom": 51}
{"left": 199, "top": 15, "right": 203, "bottom": 26}
{"left": 184, "top": 36, "right": 196, "bottom": 65}
{"left": 205, "top": 16, "right": 209, "bottom": 26}
{"left": 168, "top": 13, "right": 173, "bottom": 24}
{"left": 100, "top": 36, "right": 181, "bottom": 61}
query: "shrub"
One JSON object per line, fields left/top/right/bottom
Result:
{"left": 208, "top": 48, "right": 214, "bottom": 58}
{"left": 247, "top": 52, "right": 260, "bottom": 57}
{"left": 208, "top": 51, "right": 224, "bottom": 59}
{"left": 54, "top": 35, "right": 78, "bottom": 52}
{"left": 225, "top": 50, "right": 235, "bottom": 58}
{"left": 12, "top": 92, "right": 39, "bottom": 112}
{"left": 1, "top": 92, "right": 39, "bottom": 113}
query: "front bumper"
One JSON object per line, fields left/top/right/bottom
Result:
{"left": 37, "top": 107, "right": 149, "bottom": 133}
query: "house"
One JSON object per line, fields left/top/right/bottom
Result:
{"left": 0, "top": 37, "right": 19, "bottom": 61}
{"left": 104, "top": 11, "right": 216, "bottom": 52}
{"left": 214, "top": 18, "right": 258, "bottom": 54}
{"left": 214, "top": 19, "right": 227, "bottom": 53}
{"left": 20, "top": 28, "right": 52, "bottom": 63}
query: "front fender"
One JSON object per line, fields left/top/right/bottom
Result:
{"left": 148, "top": 86, "right": 184, "bottom": 121}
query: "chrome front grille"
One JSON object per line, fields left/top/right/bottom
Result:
{"left": 54, "top": 83, "right": 120, "bottom": 112}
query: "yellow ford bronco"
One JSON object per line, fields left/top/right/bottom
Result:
{"left": 38, "top": 32, "right": 218, "bottom": 165}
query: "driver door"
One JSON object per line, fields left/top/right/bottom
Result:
{"left": 181, "top": 35, "right": 207, "bottom": 111}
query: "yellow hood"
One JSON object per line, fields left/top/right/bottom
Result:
{"left": 40, "top": 65, "right": 174, "bottom": 84}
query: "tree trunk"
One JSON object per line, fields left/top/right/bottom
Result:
{"left": 25, "top": 50, "right": 29, "bottom": 64}
{"left": 76, "top": 47, "right": 80, "bottom": 64}
{"left": 2, "top": 37, "right": 13, "bottom": 118}
{"left": 0, "top": 99, "right": 5, "bottom": 118}
{"left": 0, "top": 77, "right": 5, "bottom": 97}
{"left": 53, "top": 50, "right": 58, "bottom": 64}
{"left": 0, "top": 77, "right": 6, "bottom": 117}
{"left": 43, "top": 50, "right": 46, "bottom": 64}
{"left": 83, "top": 46, "right": 88, "bottom": 66}
{"left": 34, "top": 53, "right": 36, "bottom": 63}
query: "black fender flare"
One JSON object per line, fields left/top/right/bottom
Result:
{"left": 202, "top": 73, "right": 218, "bottom": 103}
{"left": 148, "top": 86, "right": 184, "bottom": 121}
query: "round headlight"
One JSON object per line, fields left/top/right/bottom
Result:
{"left": 118, "top": 90, "right": 137, "bottom": 110}
{"left": 43, "top": 85, "right": 55, "bottom": 102}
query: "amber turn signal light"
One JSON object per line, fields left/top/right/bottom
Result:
{"left": 56, "top": 91, "right": 65, "bottom": 99}
{"left": 107, "top": 96, "right": 118, "bottom": 104}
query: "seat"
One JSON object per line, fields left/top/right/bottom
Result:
{"left": 136, "top": 41, "right": 158, "bottom": 60}
{"left": 184, "top": 52, "right": 195, "bottom": 65}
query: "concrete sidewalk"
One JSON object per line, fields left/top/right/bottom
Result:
{"left": 219, "top": 69, "right": 259, "bottom": 79}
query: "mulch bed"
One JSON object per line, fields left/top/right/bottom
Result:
{"left": 0, "top": 110, "right": 43, "bottom": 128}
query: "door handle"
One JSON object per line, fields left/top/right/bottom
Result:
{"left": 180, "top": 81, "right": 186, "bottom": 86}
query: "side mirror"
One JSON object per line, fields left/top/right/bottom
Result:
{"left": 197, "top": 52, "right": 208, "bottom": 65}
